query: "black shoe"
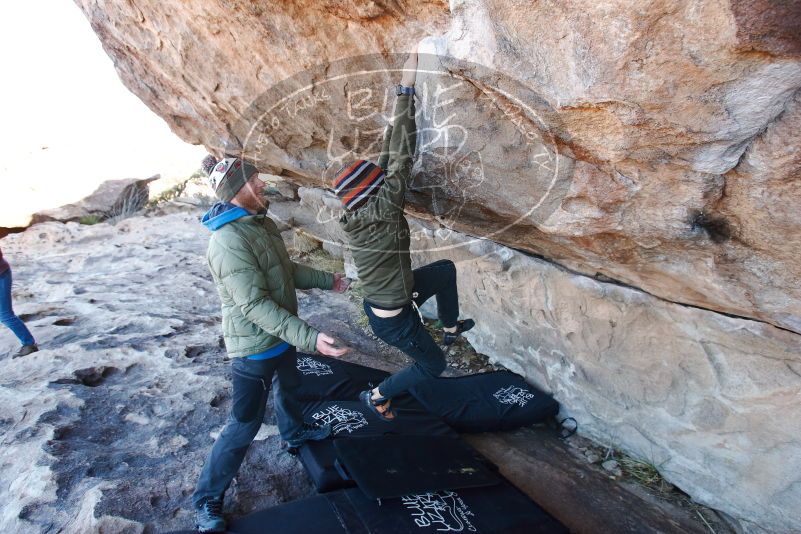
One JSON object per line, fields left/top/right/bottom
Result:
{"left": 286, "top": 421, "right": 332, "bottom": 448}
{"left": 195, "top": 497, "right": 225, "bottom": 533}
{"left": 443, "top": 319, "right": 475, "bottom": 346}
{"left": 12, "top": 344, "right": 39, "bottom": 359}
{"left": 359, "top": 389, "right": 396, "bottom": 422}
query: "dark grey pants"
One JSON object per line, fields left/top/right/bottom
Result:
{"left": 366, "top": 259, "right": 459, "bottom": 399}
{"left": 192, "top": 347, "right": 303, "bottom": 507}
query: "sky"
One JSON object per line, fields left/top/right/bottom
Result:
{"left": 0, "top": 0, "right": 205, "bottom": 227}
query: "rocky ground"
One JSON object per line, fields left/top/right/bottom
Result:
{"left": 61, "top": 2, "right": 801, "bottom": 530}
{"left": 0, "top": 203, "right": 737, "bottom": 533}
{"left": 0, "top": 211, "right": 301, "bottom": 533}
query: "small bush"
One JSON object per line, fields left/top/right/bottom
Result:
{"left": 78, "top": 215, "right": 103, "bottom": 225}
{"left": 107, "top": 185, "right": 148, "bottom": 224}
{"left": 148, "top": 169, "right": 209, "bottom": 208}
{"left": 147, "top": 181, "right": 188, "bottom": 207}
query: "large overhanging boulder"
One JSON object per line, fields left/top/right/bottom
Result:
{"left": 73, "top": 0, "right": 801, "bottom": 531}
{"left": 74, "top": 0, "right": 801, "bottom": 333}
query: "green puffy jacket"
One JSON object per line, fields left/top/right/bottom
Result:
{"left": 202, "top": 204, "right": 333, "bottom": 357}
{"left": 339, "top": 94, "right": 417, "bottom": 308}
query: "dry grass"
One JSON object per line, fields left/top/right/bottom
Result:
{"left": 618, "top": 456, "right": 672, "bottom": 492}
{"left": 355, "top": 308, "right": 371, "bottom": 331}
{"left": 345, "top": 281, "right": 372, "bottom": 333}
{"left": 584, "top": 448, "right": 730, "bottom": 534}
{"left": 107, "top": 184, "right": 149, "bottom": 224}
{"left": 292, "top": 247, "right": 344, "bottom": 274}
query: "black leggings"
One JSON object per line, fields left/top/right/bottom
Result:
{"left": 366, "top": 259, "right": 459, "bottom": 398}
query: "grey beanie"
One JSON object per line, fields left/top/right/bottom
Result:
{"left": 203, "top": 155, "right": 258, "bottom": 202}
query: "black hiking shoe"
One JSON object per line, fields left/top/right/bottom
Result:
{"left": 12, "top": 344, "right": 39, "bottom": 359}
{"left": 443, "top": 319, "right": 475, "bottom": 346}
{"left": 286, "top": 421, "right": 332, "bottom": 448}
{"left": 195, "top": 497, "right": 225, "bottom": 533}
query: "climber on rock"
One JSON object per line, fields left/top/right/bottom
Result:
{"left": 192, "top": 155, "right": 351, "bottom": 533}
{"left": 335, "top": 45, "right": 475, "bottom": 422}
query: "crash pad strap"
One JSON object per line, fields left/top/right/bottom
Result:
{"left": 333, "top": 435, "right": 500, "bottom": 500}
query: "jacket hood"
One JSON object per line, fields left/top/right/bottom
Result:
{"left": 202, "top": 202, "right": 251, "bottom": 231}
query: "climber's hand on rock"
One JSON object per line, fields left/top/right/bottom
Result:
{"left": 400, "top": 43, "right": 419, "bottom": 87}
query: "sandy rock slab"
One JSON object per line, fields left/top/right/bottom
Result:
{"left": 0, "top": 214, "right": 313, "bottom": 533}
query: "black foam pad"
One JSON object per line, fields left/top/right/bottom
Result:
{"left": 334, "top": 435, "right": 500, "bottom": 500}
{"left": 410, "top": 371, "right": 559, "bottom": 432}
{"left": 161, "top": 495, "right": 357, "bottom": 534}
{"left": 165, "top": 479, "right": 567, "bottom": 534}
{"left": 298, "top": 439, "right": 354, "bottom": 493}
{"left": 340, "top": 479, "right": 569, "bottom": 533}
{"left": 292, "top": 354, "right": 390, "bottom": 401}
{"left": 227, "top": 493, "right": 349, "bottom": 534}
{"left": 300, "top": 399, "right": 456, "bottom": 438}
{"left": 298, "top": 400, "right": 457, "bottom": 493}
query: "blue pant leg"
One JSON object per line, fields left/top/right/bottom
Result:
{"left": 272, "top": 347, "right": 305, "bottom": 441}
{"left": 0, "top": 270, "right": 35, "bottom": 346}
{"left": 192, "top": 358, "right": 273, "bottom": 507}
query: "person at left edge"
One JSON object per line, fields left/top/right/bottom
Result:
{"left": 0, "top": 245, "right": 38, "bottom": 358}
{"left": 192, "top": 155, "right": 351, "bottom": 533}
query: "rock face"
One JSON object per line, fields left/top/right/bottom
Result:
{"left": 73, "top": 0, "right": 801, "bottom": 332}
{"left": 71, "top": 0, "right": 801, "bottom": 531}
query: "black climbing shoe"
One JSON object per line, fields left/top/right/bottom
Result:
{"left": 359, "top": 389, "right": 396, "bottom": 421}
{"left": 12, "top": 344, "right": 39, "bottom": 359}
{"left": 443, "top": 319, "right": 475, "bottom": 346}
{"left": 195, "top": 497, "right": 225, "bottom": 533}
{"left": 286, "top": 421, "right": 332, "bottom": 448}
